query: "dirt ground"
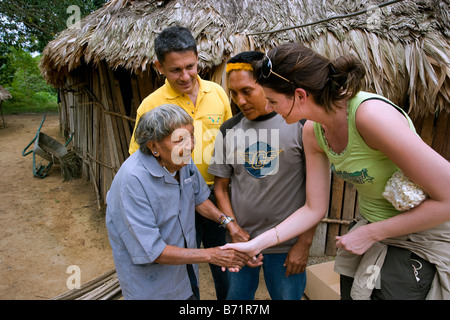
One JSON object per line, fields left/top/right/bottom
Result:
{"left": 0, "top": 113, "right": 112, "bottom": 299}
{"left": 0, "top": 113, "right": 273, "bottom": 300}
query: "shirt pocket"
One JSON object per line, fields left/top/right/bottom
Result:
{"left": 131, "top": 263, "right": 159, "bottom": 281}
{"left": 182, "top": 172, "right": 198, "bottom": 200}
{"left": 129, "top": 264, "right": 175, "bottom": 299}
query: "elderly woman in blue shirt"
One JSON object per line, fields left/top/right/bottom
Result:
{"left": 106, "top": 104, "right": 249, "bottom": 300}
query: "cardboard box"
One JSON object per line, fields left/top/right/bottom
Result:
{"left": 304, "top": 260, "right": 340, "bottom": 300}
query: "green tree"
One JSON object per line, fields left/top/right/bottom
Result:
{"left": 0, "top": 0, "right": 106, "bottom": 113}
{"left": 0, "top": 0, "right": 106, "bottom": 52}
{"left": 0, "top": 45, "right": 17, "bottom": 86}
{"left": 2, "top": 48, "right": 58, "bottom": 113}
{"left": 10, "top": 48, "right": 48, "bottom": 96}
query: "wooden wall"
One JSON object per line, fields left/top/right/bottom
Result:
{"left": 59, "top": 62, "right": 155, "bottom": 209}
{"left": 59, "top": 61, "right": 449, "bottom": 256}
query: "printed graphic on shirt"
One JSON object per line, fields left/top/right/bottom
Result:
{"left": 208, "top": 116, "right": 221, "bottom": 123}
{"left": 206, "top": 114, "right": 223, "bottom": 127}
{"left": 331, "top": 164, "right": 374, "bottom": 184}
{"left": 240, "top": 141, "right": 283, "bottom": 178}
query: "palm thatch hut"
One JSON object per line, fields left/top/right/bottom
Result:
{"left": 0, "top": 85, "right": 12, "bottom": 128}
{"left": 0, "top": 85, "right": 12, "bottom": 101}
{"left": 40, "top": 0, "right": 449, "bottom": 255}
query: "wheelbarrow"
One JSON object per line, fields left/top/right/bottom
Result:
{"left": 22, "top": 114, "right": 76, "bottom": 179}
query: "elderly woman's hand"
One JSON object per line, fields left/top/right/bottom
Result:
{"left": 207, "top": 247, "right": 252, "bottom": 270}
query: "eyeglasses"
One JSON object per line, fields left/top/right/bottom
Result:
{"left": 262, "top": 53, "right": 294, "bottom": 85}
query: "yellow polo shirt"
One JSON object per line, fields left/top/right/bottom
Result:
{"left": 129, "top": 75, "right": 232, "bottom": 185}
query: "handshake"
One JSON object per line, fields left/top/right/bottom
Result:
{"left": 211, "top": 224, "right": 264, "bottom": 272}
{"left": 209, "top": 245, "right": 263, "bottom": 272}
{"left": 211, "top": 224, "right": 263, "bottom": 272}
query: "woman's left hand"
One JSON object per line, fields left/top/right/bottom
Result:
{"left": 335, "top": 224, "right": 377, "bottom": 255}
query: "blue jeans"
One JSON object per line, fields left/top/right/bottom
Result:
{"left": 226, "top": 253, "right": 306, "bottom": 300}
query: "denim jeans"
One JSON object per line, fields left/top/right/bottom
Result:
{"left": 226, "top": 253, "right": 307, "bottom": 300}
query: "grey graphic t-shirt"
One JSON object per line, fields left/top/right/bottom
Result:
{"left": 208, "top": 112, "right": 306, "bottom": 253}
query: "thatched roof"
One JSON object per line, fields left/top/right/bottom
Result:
{"left": 40, "top": 0, "right": 450, "bottom": 117}
{"left": 0, "top": 86, "right": 12, "bottom": 102}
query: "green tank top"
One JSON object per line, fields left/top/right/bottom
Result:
{"left": 313, "top": 91, "right": 416, "bottom": 222}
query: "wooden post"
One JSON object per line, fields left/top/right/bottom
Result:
{"left": 325, "top": 174, "right": 345, "bottom": 255}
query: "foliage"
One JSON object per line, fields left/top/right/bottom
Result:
{"left": 0, "top": 45, "right": 16, "bottom": 86}
{"left": 0, "top": 0, "right": 106, "bottom": 113}
{"left": 0, "top": 0, "right": 106, "bottom": 52}
{"left": 1, "top": 48, "right": 58, "bottom": 114}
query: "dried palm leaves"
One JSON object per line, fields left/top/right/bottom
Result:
{"left": 40, "top": 0, "right": 450, "bottom": 117}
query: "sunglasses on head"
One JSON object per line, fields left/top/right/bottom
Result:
{"left": 262, "top": 53, "right": 294, "bottom": 85}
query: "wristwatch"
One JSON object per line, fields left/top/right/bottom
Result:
{"left": 219, "top": 215, "right": 235, "bottom": 228}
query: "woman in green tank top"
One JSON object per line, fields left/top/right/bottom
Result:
{"left": 223, "top": 43, "right": 450, "bottom": 300}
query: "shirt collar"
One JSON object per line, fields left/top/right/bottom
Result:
{"left": 252, "top": 111, "right": 278, "bottom": 121}
{"left": 139, "top": 150, "right": 164, "bottom": 178}
{"left": 164, "top": 75, "right": 211, "bottom": 99}
{"left": 138, "top": 150, "right": 188, "bottom": 185}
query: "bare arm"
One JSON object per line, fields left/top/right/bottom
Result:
{"left": 214, "top": 176, "right": 250, "bottom": 242}
{"left": 195, "top": 198, "right": 224, "bottom": 223}
{"left": 213, "top": 176, "right": 234, "bottom": 217}
{"left": 195, "top": 197, "right": 246, "bottom": 236}
{"left": 222, "top": 121, "right": 330, "bottom": 256}
{"left": 154, "top": 245, "right": 250, "bottom": 268}
{"left": 155, "top": 193, "right": 252, "bottom": 268}
{"left": 336, "top": 100, "right": 450, "bottom": 254}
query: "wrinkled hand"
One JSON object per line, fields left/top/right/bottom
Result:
{"left": 222, "top": 254, "right": 263, "bottom": 273}
{"left": 219, "top": 241, "right": 262, "bottom": 272}
{"left": 284, "top": 242, "right": 309, "bottom": 276}
{"left": 335, "top": 224, "right": 377, "bottom": 255}
{"left": 209, "top": 247, "right": 251, "bottom": 270}
{"left": 228, "top": 222, "right": 251, "bottom": 243}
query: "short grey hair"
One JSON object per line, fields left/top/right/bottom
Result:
{"left": 135, "top": 104, "right": 193, "bottom": 155}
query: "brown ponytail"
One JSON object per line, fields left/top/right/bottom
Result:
{"left": 328, "top": 55, "right": 366, "bottom": 107}
{"left": 254, "top": 43, "right": 366, "bottom": 113}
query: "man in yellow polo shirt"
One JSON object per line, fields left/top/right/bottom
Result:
{"left": 129, "top": 30, "right": 232, "bottom": 185}
{"left": 128, "top": 26, "right": 232, "bottom": 300}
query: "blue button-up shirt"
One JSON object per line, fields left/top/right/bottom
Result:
{"left": 106, "top": 150, "right": 210, "bottom": 300}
